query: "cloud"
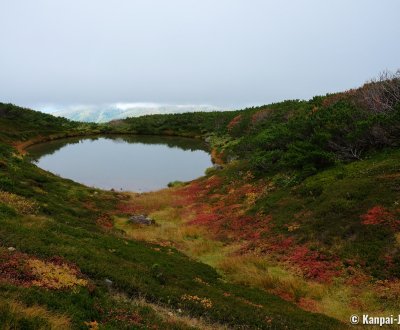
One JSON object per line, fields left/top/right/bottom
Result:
{"left": 36, "top": 103, "right": 230, "bottom": 123}
{"left": 114, "top": 102, "right": 163, "bottom": 110}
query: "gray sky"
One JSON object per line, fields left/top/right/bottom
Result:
{"left": 0, "top": 0, "right": 399, "bottom": 111}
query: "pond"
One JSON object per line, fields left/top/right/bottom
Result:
{"left": 27, "top": 135, "right": 212, "bottom": 192}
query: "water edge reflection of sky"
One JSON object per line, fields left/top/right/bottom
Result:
{"left": 27, "top": 136, "right": 212, "bottom": 192}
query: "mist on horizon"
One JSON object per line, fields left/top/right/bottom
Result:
{"left": 1, "top": 1, "right": 399, "bottom": 110}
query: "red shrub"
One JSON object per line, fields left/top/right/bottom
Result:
{"left": 287, "top": 246, "right": 342, "bottom": 282}
{"left": 227, "top": 115, "right": 242, "bottom": 131}
{"left": 298, "top": 297, "right": 320, "bottom": 312}
{"left": 321, "top": 89, "right": 356, "bottom": 108}
{"left": 251, "top": 109, "right": 272, "bottom": 125}
{"left": 0, "top": 251, "right": 35, "bottom": 286}
{"left": 189, "top": 212, "right": 219, "bottom": 226}
{"left": 361, "top": 205, "right": 400, "bottom": 230}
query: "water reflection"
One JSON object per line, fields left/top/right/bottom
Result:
{"left": 27, "top": 135, "right": 212, "bottom": 192}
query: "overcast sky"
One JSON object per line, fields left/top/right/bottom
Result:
{"left": 0, "top": 0, "right": 399, "bottom": 111}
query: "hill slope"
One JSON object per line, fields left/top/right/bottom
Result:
{"left": 107, "top": 72, "right": 400, "bottom": 321}
{"left": 0, "top": 103, "right": 343, "bottom": 329}
{"left": 0, "top": 72, "right": 398, "bottom": 328}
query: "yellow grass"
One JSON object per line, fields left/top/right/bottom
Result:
{"left": 114, "top": 208, "right": 236, "bottom": 267}
{"left": 20, "top": 215, "right": 50, "bottom": 228}
{"left": 0, "top": 191, "right": 39, "bottom": 215}
{"left": 0, "top": 299, "right": 71, "bottom": 330}
{"left": 216, "top": 253, "right": 400, "bottom": 321}
{"left": 217, "top": 254, "right": 325, "bottom": 300}
{"left": 28, "top": 258, "right": 88, "bottom": 290}
{"left": 395, "top": 233, "right": 400, "bottom": 246}
{"left": 125, "top": 188, "right": 178, "bottom": 213}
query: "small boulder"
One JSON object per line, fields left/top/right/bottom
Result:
{"left": 104, "top": 278, "right": 113, "bottom": 292}
{"left": 129, "top": 214, "right": 155, "bottom": 225}
{"left": 7, "top": 247, "right": 16, "bottom": 252}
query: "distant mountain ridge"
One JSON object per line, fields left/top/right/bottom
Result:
{"left": 52, "top": 104, "right": 228, "bottom": 123}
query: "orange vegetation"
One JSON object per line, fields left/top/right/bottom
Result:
{"left": 0, "top": 250, "right": 88, "bottom": 290}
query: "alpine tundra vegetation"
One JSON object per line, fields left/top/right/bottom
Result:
{"left": 0, "top": 72, "right": 399, "bottom": 329}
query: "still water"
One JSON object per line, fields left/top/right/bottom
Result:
{"left": 27, "top": 135, "right": 212, "bottom": 192}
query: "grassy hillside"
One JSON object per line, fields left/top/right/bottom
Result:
{"left": 107, "top": 72, "right": 400, "bottom": 321}
{"left": 0, "top": 72, "right": 398, "bottom": 328}
{"left": 0, "top": 105, "right": 343, "bottom": 328}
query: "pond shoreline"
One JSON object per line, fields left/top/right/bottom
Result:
{"left": 16, "top": 129, "right": 224, "bottom": 167}
{"left": 27, "top": 135, "right": 214, "bottom": 192}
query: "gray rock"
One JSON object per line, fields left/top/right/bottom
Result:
{"left": 105, "top": 278, "right": 113, "bottom": 292}
{"left": 212, "top": 164, "right": 223, "bottom": 170}
{"left": 129, "top": 214, "right": 155, "bottom": 225}
{"left": 7, "top": 247, "right": 16, "bottom": 252}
